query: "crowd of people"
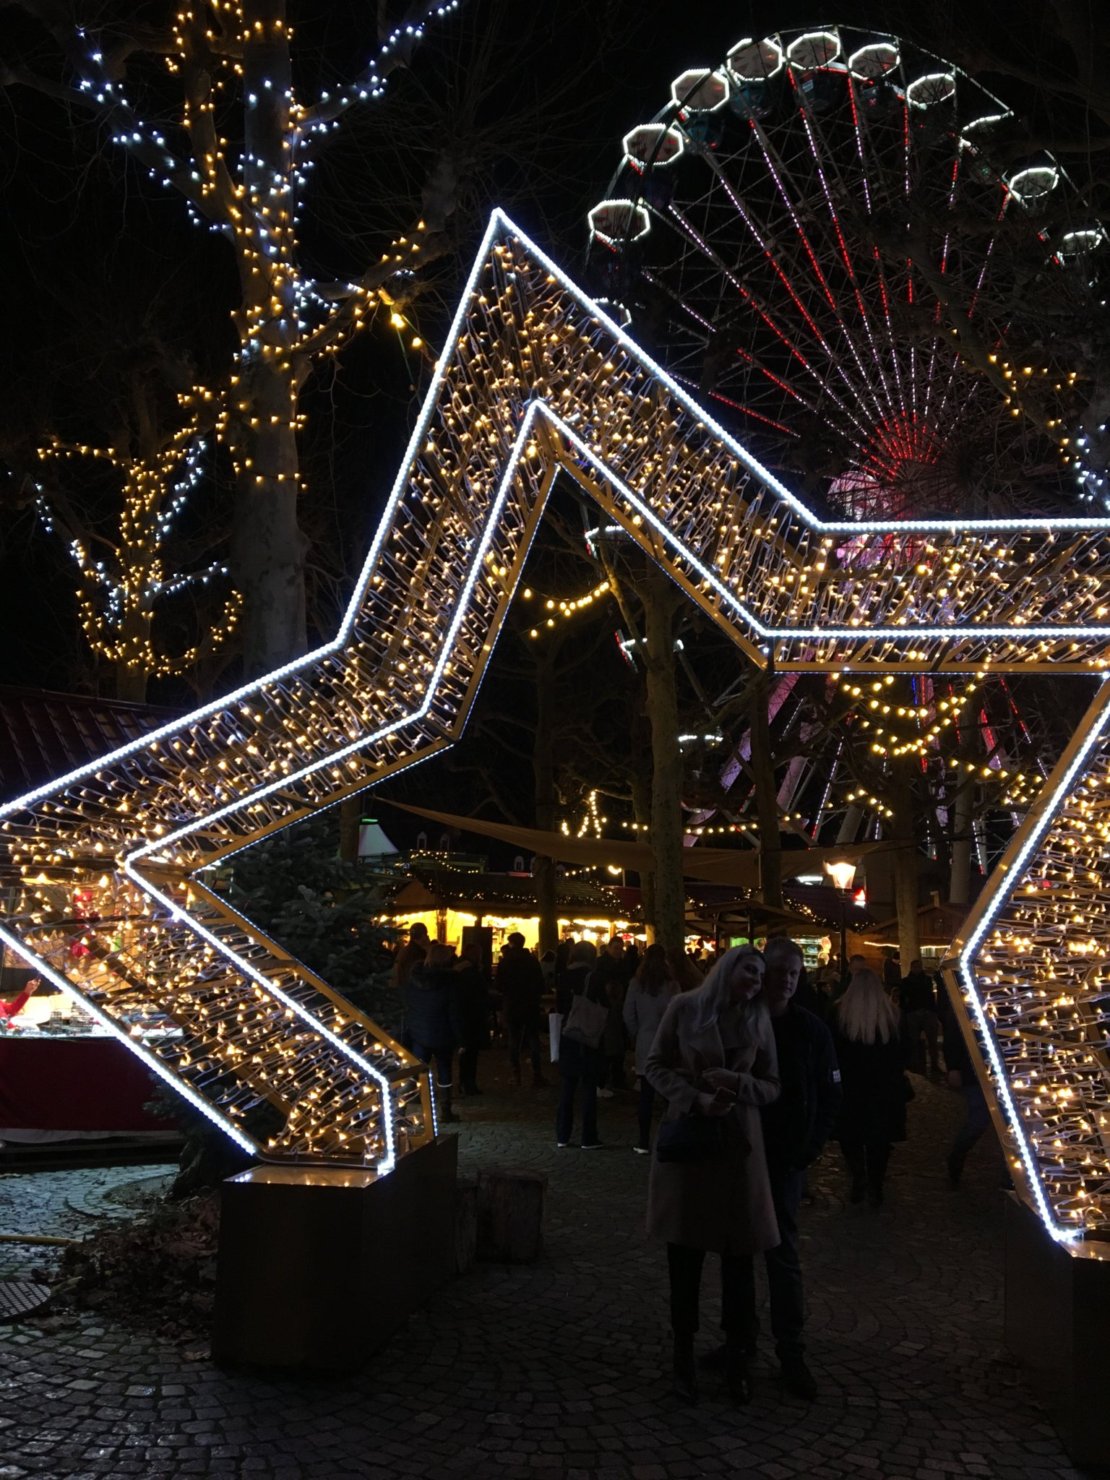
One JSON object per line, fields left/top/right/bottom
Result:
{"left": 388, "top": 925, "right": 993, "bottom": 1405}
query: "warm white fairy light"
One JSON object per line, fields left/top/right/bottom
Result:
{"left": 35, "top": 428, "right": 240, "bottom": 680}
{"left": 26, "top": 0, "right": 464, "bottom": 667}
{"left": 4, "top": 211, "right": 1110, "bottom": 1210}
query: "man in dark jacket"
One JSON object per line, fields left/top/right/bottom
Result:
{"left": 752, "top": 936, "right": 840, "bottom": 1400}
{"left": 496, "top": 932, "right": 547, "bottom": 1087}
{"left": 899, "top": 958, "right": 940, "bottom": 1077}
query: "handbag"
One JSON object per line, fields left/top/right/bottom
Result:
{"left": 548, "top": 1010, "right": 562, "bottom": 1064}
{"left": 655, "top": 1113, "right": 727, "bottom": 1164}
{"left": 561, "top": 992, "right": 608, "bottom": 1049}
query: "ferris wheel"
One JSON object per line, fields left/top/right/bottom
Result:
{"left": 585, "top": 26, "right": 1106, "bottom": 520}
{"left": 582, "top": 26, "right": 1107, "bottom": 870}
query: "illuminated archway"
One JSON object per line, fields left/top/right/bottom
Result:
{"left": 2, "top": 212, "right": 1110, "bottom": 1238}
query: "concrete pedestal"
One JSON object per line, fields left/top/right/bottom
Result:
{"left": 212, "top": 1135, "right": 457, "bottom": 1372}
{"left": 1004, "top": 1194, "right": 1110, "bottom": 1468}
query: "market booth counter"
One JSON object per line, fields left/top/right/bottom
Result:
{"left": 0, "top": 983, "right": 180, "bottom": 1148}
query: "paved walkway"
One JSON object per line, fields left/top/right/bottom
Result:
{"left": 0, "top": 1064, "right": 1089, "bottom": 1479}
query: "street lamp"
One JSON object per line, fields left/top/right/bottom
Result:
{"left": 824, "top": 857, "right": 858, "bottom": 987}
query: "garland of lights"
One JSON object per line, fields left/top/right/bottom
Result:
{"left": 5, "top": 214, "right": 1110, "bottom": 1220}
{"left": 13, "top": 0, "right": 463, "bottom": 674}
{"left": 35, "top": 426, "right": 242, "bottom": 680}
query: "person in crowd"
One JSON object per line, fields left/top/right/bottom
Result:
{"left": 623, "top": 943, "right": 678, "bottom": 1153}
{"left": 645, "top": 945, "right": 780, "bottom": 1407}
{"left": 555, "top": 940, "right": 606, "bottom": 1149}
{"left": 391, "top": 921, "right": 429, "bottom": 988}
{"left": 0, "top": 975, "right": 40, "bottom": 1023}
{"left": 405, "top": 942, "right": 464, "bottom": 1124}
{"left": 592, "top": 935, "right": 631, "bottom": 1096}
{"left": 810, "top": 958, "right": 840, "bottom": 1020}
{"left": 497, "top": 932, "right": 547, "bottom": 1087}
{"left": 453, "top": 942, "right": 491, "bottom": 1097}
{"left": 832, "top": 967, "right": 908, "bottom": 1206}
{"left": 390, "top": 922, "right": 429, "bottom": 1049}
{"left": 666, "top": 946, "right": 704, "bottom": 991}
{"left": 881, "top": 947, "right": 902, "bottom": 993}
{"left": 539, "top": 949, "right": 557, "bottom": 986}
{"left": 899, "top": 957, "right": 941, "bottom": 1078}
{"left": 939, "top": 982, "right": 991, "bottom": 1186}
{"left": 747, "top": 937, "right": 840, "bottom": 1399}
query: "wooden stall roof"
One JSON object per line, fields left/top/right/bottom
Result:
{"left": 0, "top": 686, "right": 173, "bottom": 802}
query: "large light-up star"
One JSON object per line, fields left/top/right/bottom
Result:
{"left": 4, "top": 211, "right": 1110, "bottom": 1200}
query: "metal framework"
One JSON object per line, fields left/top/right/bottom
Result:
{"left": 3, "top": 212, "right": 1110, "bottom": 1229}
{"left": 587, "top": 26, "right": 1108, "bottom": 969}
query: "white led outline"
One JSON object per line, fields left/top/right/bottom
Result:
{"left": 9, "top": 207, "right": 1110, "bottom": 1179}
{"left": 6, "top": 201, "right": 1110, "bottom": 832}
{"left": 725, "top": 37, "right": 785, "bottom": 84}
{"left": 669, "top": 68, "right": 731, "bottom": 112}
{"left": 847, "top": 42, "right": 899, "bottom": 79}
{"left": 587, "top": 199, "right": 652, "bottom": 245}
{"left": 785, "top": 31, "right": 840, "bottom": 70}
{"left": 116, "top": 404, "right": 551, "bottom": 1161}
{"left": 905, "top": 72, "right": 957, "bottom": 109}
{"left": 0, "top": 207, "right": 510, "bottom": 825}
{"left": 120, "top": 861, "right": 397, "bottom": 1173}
{"left": 1008, "top": 166, "right": 1060, "bottom": 203}
{"left": 956, "top": 684, "right": 1110, "bottom": 1244}
{"left": 621, "top": 124, "right": 685, "bottom": 170}
{"left": 0, "top": 924, "right": 257, "bottom": 1155}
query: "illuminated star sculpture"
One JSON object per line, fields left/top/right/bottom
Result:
{"left": 3, "top": 213, "right": 1110, "bottom": 1212}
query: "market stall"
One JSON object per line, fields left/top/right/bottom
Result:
{"left": 0, "top": 974, "right": 180, "bottom": 1145}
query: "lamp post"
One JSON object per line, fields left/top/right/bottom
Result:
{"left": 824, "top": 858, "right": 858, "bottom": 988}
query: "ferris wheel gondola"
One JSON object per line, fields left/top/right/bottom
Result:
{"left": 586, "top": 26, "right": 1107, "bottom": 522}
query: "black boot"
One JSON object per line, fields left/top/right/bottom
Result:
{"left": 725, "top": 1342, "right": 752, "bottom": 1405}
{"left": 672, "top": 1334, "right": 698, "bottom": 1404}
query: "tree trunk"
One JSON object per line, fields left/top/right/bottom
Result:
{"left": 531, "top": 644, "right": 559, "bottom": 954}
{"left": 948, "top": 781, "right": 974, "bottom": 906}
{"left": 231, "top": 355, "right": 308, "bottom": 677}
{"left": 890, "top": 780, "right": 921, "bottom": 966}
{"left": 338, "top": 796, "right": 361, "bottom": 863}
{"left": 231, "top": 2, "right": 308, "bottom": 677}
{"left": 643, "top": 568, "right": 685, "bottom": 953}
{"left": 630, "top": 766, "right": 654, "bottom": 942}
{"left": 750, "top": 668, "right": 783, "bottom": 908}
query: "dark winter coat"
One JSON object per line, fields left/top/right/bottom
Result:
{"left": 899, "top": 970, "right": 937, "bottom": 1014}
{"left": 555, "top": 964, "right": 606, "bottom": 1080}
{"left": 404, "top": 963, "right": 463, "bottom": 1053}
{"left": 762, "top": 1004, "right": 841, "bottom": 1173}
{"left": 453, "top": 962, "right": 491, "bottom": 1050}
{"left": 496, "top": 946, "right": 545, "bottom": 1027}
{"left": 645, "top": 991, "right": 780, "bottom": 1255}
{"left": 592, "top": 951, "right": 631, "bottom": 1057}
{"left": 832, "top": 1024, "right": 908, "bottom": 1145}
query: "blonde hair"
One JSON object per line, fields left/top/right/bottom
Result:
{"left": 687, "top": 944, "right": 766, "bottom": 1032}
{"left": 835, "top": 967, "right": 900, "bottom": 1044}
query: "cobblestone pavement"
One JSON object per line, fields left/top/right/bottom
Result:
{"left": 0, "top": 1063, "right": 1090, "bottom": 1479}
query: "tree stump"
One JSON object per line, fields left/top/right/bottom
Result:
{"left": 454, "top": 1177, "right": 478, "bottom": 1273}
{"left": 476, "top": 1168, "right": 547, "bottom": 1263}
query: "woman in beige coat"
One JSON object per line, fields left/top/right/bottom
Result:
{"left": 645, "top": 945, "right": 780, "bottom": 1405}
